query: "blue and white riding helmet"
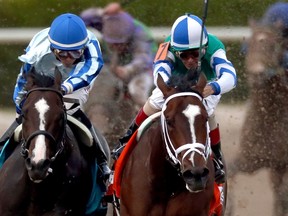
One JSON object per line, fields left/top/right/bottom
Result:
{"left": 48, "top": 13, "right": 89, "bottom": 50}
{"left": 261, "top": 2, "right": 288, "bottom": 29}
{"left": 171, "top": 14, "right": 208, "bottom": 51}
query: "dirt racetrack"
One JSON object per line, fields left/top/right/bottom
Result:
{"left": 0, "top": 104, "right": 274, "bottom": 216}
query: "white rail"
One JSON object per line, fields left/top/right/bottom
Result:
{"left": 0, "top": 26, "right": 251, "bottom": 44}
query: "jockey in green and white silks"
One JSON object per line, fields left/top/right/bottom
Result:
{"left": 151, "top": 33, "right": 236, "bottom": 115}
{"left": 113, "top": 13, "right": 237, "bottom": 185}
{"left": 2, "top": 13, "right": 111, "bottom": 182}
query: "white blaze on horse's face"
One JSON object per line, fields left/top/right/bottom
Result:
{"left": 182, "top": 104, "right": 201, "bottom": 162}
{"left": 182, "top": 104, "right": 201, "bottom": 143}
{"left": 33, "top": 98, "right": 50, "bottom": 163}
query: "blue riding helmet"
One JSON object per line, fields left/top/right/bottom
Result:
{"left": 48, "top": 13, "right": 89, "bottom": 50}
{"left": 262, "top": 2, "right": 288, "bottom": 29}
{"left": 171, "top": 14, "right": 208, "bottom": 51}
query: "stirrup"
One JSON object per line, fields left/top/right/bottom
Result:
{"left": 111, "top": 143, "right": 126, "bottom": 160}
{"left": 98, "top": 162, "right": 111, "bottom": 181}
{"left": 213, "top": 158, "right": 226, "bottom": 184}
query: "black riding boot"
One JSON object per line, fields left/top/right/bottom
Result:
{"left": 111, "top": 120, "right": 139, "bottom": 160}
{"left": 211, "top": 142, "right": 226, "bottom": 184}
{"left": 0, "top": 116, "right": 22, "bottom": 151}
{"left": 89, "top": 126, "right": 111, "bottom": 180}
{"left": 72, "top": 110, "right": 111, "bottom": 181}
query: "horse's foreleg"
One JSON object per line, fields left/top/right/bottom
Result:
{"left": 270, "top": 167, "right": 288, "bottom": 216}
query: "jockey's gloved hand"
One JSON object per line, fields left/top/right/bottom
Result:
{"left": 61, "top": 86, "right": 66, "bottom": 95}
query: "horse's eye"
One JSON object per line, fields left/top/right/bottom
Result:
{"left": 165, "top": 118, "right": 174, "bottom": 127}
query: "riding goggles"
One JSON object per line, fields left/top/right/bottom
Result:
{"left": 176, "top": 49, "right": 200, "bottom": 60}
{"left": 53, "top": 49, "right": 84, "bottom": 59}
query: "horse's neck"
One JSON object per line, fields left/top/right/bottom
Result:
{"left": 246, "top": 28, "right": 283, "bottom": 73}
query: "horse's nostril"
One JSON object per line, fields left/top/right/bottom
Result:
{"left": 182, "top": 170, "right": 194, "bottom": 179}
{"left": 202, "top": 168, "right": 209, "bottom": 177}
{"left": 183, "top": 167, "right": 209, "bottom": 180}
{"left": 25, "top": 158, "right": 32, "bottom": 170}
{"left": 42, "top": 159, "right": 51, "bottom": 170}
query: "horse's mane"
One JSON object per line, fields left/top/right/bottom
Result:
{"left": 167, "top": 71, "right": 200, "bottom": 93}
{"left": 29, "top": 67, "right": 56, "bottom": 88}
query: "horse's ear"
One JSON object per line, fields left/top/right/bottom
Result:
{"left": 194, "top": 72, "right": 207, "bottom": 94}
{"left": 54, "top": 67, "right": 62, "bottom": 90}
{"left": 25, "top": 66, "right": 36, "bottom": 90}
{"left": 157, "top": 74, "right": 171, "bottom": 97}
{"left": 198, "top": 72, "right": 207, "bottom": 89}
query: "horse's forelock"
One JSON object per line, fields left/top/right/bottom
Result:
{"left": 168, "top": 74, "right": 200, "bottom": 94}
{"left": 30, "top": 70, "right": 56, "bottom": 88}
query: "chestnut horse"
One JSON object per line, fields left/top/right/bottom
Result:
{"left": 117, "top": 73, "right": 225, "bottom": 216}
{"left": 228, "top": 23, "right": 288, "bottom": 215}
{"left": 0, "top": 68, "right": 107, "bottom": 216}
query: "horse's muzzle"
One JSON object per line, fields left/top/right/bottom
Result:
{"left": 182, "top": 167, "right": 209, "bottom": 192}
{"left": 25, "top": 158, "right": 52, "bottom": 183}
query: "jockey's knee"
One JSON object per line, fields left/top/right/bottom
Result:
{"left": 143, "top": 99, "right": 160, "bottom": 116}
{"left": 208, "top": 113, "right": 218, "bottom": 131}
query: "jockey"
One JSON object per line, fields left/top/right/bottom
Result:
{"left": 0, "top": 13, "right": 111, "bottom": 181}
{"left": 261, "top": 2, "right": 288, "bottom": 33}
{"left": 80, "top": 2, "right": 157, "bottom": 107}
{"left": 261, "top": 2, "right": 288, "bottom": 70}
{"left": 112, "top": 13, "right": 237, "bottom": 184}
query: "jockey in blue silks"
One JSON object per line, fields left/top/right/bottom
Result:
{"left": 112, "top": 14, "right": 237, "bottom": 185}
{"left": 0, "top": 13, "right": 111, "bottom": 181}
{"left": 261, "top": 2, "right": 288, "bottom": 70}
{"left": 261, "top": 2, "right": 288, "bottom": 30}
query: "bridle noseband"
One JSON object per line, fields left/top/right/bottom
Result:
{"left": 161, "top": 92, "right": 211, "bottom": 167}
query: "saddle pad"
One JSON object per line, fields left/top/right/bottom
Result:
{"left": 112, "top": 112, "right": 161, "bottom": 198}
{"left": 113, "top": 130, "right": 138, "bottom": 198}
{"left": 209, "top": 182, "right": 224, "bottom": 216}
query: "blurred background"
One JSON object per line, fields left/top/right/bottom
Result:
{"left": 0, "top": 0, "right": 280, "bottom": 109}
{"left": 0, "top": 2, "right": 286, "bottom": 215}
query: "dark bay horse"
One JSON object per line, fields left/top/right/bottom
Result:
{"left": 0, "top": 68, "right": 106, "bottom": 216}
{"left": 117, "top": 73, "right": 225, "bottom": 216}
{"left": 228, "top": 23, "right": 288, "bottom": 215}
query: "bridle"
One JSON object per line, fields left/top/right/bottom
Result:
{"left": 161, "top": 92, "right": 211, "bottom": 167}
{"left": 20, "top": 87, "right": 66, "bottom": 167}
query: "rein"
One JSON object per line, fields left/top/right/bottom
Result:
{"left": 21, "top": 87, "right": 66, "bottom": 170}
{"left": 161, "top": 92, "right": 211, "bottom": 166}
{"left": 25, "top": 87, "right": 63, "bottom": 99}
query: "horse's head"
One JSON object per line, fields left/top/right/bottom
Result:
{"left": 157, "top": 72, "right": 211, "bottom": 192}
{"left": 21, "top": 67, "right": 66, "bottom": 183}
{"left": 245, "top": 22, "right": 288, "bottom": 86}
